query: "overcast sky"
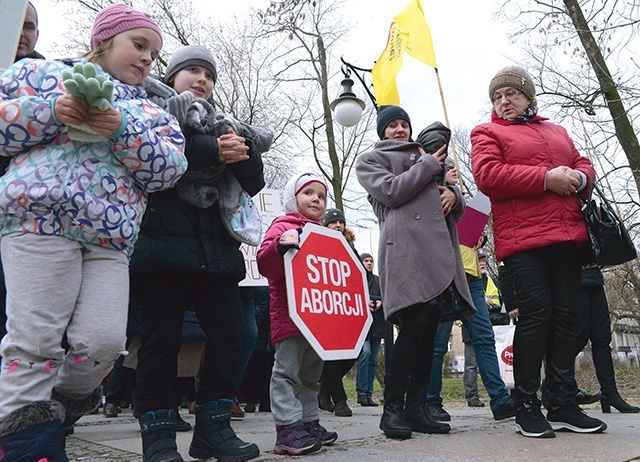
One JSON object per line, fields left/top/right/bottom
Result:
{"left": 29, "top": 0, "right": 523, "bottom": 257}
{"left": 31, "top": 0, "right": 521, "bottom": 127}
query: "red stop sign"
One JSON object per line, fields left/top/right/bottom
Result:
{"left": 284, "top": 223, "right": 371, "bottom": 360}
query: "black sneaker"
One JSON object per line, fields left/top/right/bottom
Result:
{"left": 426, "top": 403, "right": 451, "bottom": 422}
{"left": 547, "top": 404, "right": 607, "bottom": 433}
{"left": 515, "top": 401, "right": 555, "bottom": 438}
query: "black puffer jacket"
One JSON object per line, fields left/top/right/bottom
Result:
{"left": 130, "top": 133, "right": 264, "bottom": 282}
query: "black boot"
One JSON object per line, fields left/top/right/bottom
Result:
{"left": 52, "top": 387, "right": 102, "bottom": 436}
{"left": 0, "top": 400, "right": 68, "bottom": 462}
{"left": 317, "top": 387, "right": 335, "bottom": 412}
{"left": 601, "top": 392, "right": 640, "bottom": 413}
{"left": 404, "top": 382, "right": 451, "bottom": 434}
{"left": 139, "top": 409, "right": 184, "bottom": 462}
{"left": 575, "top": 389, "right": 601, "bottom": 406}
{"left": 173, "top": 408, "right": 192, "bottom": 432}
{"left": 189, "top": 400, "right": 260, "bottom": 461}
{"left": 379, "top": 376, "right": 412, "bottom": 440}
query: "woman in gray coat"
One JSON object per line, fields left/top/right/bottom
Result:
{"left": 356, "top": 106, "right": 475, "bottom": 440}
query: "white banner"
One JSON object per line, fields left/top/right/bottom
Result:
{"left": 239, "top": 188, "right": 282, "bottom": 286}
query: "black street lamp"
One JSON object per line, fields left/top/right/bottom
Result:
{"left": 330, "top": 56, "right": 377, "bottom": 127}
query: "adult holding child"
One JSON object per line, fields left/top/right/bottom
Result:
{"left": 356, "top": 106, "right": 476, "bottom": 440}
{"left": 471, "top": 65, "right": 607, "bottom": 438}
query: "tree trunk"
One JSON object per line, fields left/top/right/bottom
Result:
{"left": 563, "top": 0, "right": 640, "bottom": 194}
{"left": 317, "top": 34, "right": 343, "bottom": 210}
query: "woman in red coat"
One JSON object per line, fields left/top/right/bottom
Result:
{"left": 471, "top": 66, "right": 606, "bottom": 439}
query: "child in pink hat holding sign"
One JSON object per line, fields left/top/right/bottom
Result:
{"left": 257, "top": 173, "right": 339, "bottom": 456}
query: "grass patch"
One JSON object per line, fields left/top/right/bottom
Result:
{"left": 339, "top": 358, "right": 640, "bottom": 406}
{"left": 342, "top": 375, "right": 476, "bottom": 405}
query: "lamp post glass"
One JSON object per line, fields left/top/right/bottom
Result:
{"left": 330, "top": 77, "right": 365, "bottom": 127}
{"left": 334, "top": 99, "right": 364, "bottom": 127}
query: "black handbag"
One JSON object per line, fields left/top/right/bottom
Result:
{"left": 582, "top": 182, "right": 637, "bottom": 266}
{"left": 436, "top": 285, "right": 476, "bottom": 323}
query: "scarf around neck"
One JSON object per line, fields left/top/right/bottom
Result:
{"left": 501, "top": 105, "right": 537, "bottom": 123}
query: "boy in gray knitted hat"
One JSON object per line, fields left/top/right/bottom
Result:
{"left": 145, "top": 45, "right": 273, "bottom": 210}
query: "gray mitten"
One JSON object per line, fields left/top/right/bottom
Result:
{"left": 144, "top": 77, "right": 176, "bottom": 108}
{"left": 246, "top": 125, "right": 274, "bottom": 153}
{"left": 167, "top": 91, "right": 195, "bottom": 125}
{"left": 212, "top": 113, "right": 233, "bottom": 138}
{"left": 185, "top": 98, "right": 217, "bottom": 134}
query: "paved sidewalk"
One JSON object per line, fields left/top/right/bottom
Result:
{"left": 66, "top": 401, "right": 640, "bottom": 462}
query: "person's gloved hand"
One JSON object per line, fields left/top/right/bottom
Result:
{"left": 167, "top": 91, "right": 194, "bottom": 125}
{"left": 62, "top": 62, "right": 114, "bottom": 111}
{"left": 277, "top": 228, "right": 302, "bottom": 255}
{"left": 61, "top": 62, "right": 114, "bottom": 142}
{"left": 213, "top": 114, "right": 274, "bottom": 153}
{"left": 184, "top": 98, "right": 217, "bottom": 134}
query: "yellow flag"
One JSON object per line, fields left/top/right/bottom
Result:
{"left": 371, "top": 0, "right": 437, "bottom": 106}
{"left": 394, "top": 0, "right": 437, "bottom": 68}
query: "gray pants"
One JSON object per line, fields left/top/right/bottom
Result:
{"left": 270, "top": 335, "right": 323, "bottom": 426}
{"left": 0, "top": 233, "right": 129, "bottom": 419}
{"left": 463, "top": 340, "right": 479, "bottom": 401}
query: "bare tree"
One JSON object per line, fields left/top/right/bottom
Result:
{"left": 498, "top": 0, "right": 640, "bottom": 195}
{"left": 605, "top": 262, "right": 640, "bottom": 326}
{"left": 258, "top": 0, "right": 377, "bottom": 210}
{"left": 56, "top": 0, "right": 296, "bottom": 187}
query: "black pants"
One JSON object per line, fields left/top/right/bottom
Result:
{"left": 504, "top": 242, "right": 582, "bottom": 407}
{"left": 133, "top": 271, "right": 242, "bottom": 414}
{"left": 387, "top": 301, "right": 439, "bottom": 386}
{"left": 576, "top": 281, "right": 616, "bottom": 395}
{"left": 241, "top": 350, "right": 274, "bottom": 405}
{"left": 105, "top": 354, "right": 137, "bottom": 405}
{"left": 320, "top": 359, "right": 356, "bottom": 403}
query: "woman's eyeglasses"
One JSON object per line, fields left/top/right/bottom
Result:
{"left": 492, "top": 89, "right": 522, "bottom": 104}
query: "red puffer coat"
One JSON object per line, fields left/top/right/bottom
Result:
{"left": 257, "top": 212, "right": 320, "bottom": 345}
{"left": 471, "top": 114, "right": 594, "bottom": 261}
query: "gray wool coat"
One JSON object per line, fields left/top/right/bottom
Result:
{"left": 356, "top": 140, "right": 476, "bottom": 324}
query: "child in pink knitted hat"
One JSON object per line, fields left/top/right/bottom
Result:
{"left": 0, "top": 5, "right": 186, "bottom": 461}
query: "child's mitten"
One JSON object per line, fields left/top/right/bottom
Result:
{"left": 167, "top": 91, "right": 195, "bottom": 125}
{"left": 61, "top": 62, "right": 115, "bottom": 142}
{"left": 62, "top": 62, "right": 114, "bottom": 110}
{"left": 185, "top": 98, "right": 217, "bottom": 135}
{"left": 277, "top": 228, "right": 302, "bottom": 255}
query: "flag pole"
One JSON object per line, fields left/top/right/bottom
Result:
{"left": 434, "top": 68, "right": 470, "bottom": 196}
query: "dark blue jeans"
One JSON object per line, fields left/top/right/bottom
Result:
{"left": 504, "top": 242, "right": 581, "bottom": 407}
{"left": 427, "top": 276, "right": 510, "bottom": 411}
{"left": 356, "top": 336, "right": 382, "bottom": 398}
